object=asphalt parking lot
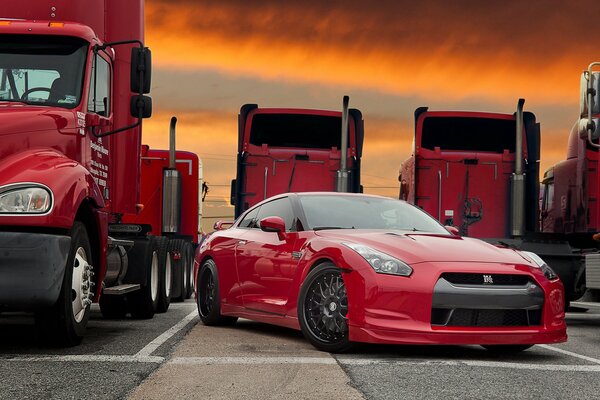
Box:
[1,301,600,399]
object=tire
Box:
[184,242,194,299]
[196,259,237,326]
[169,239,192,302]
[298,263,352,353]
[99,295,127,319]
[35,221,95,346]
[127,236,160,319]
[482,345,534,353]
[155,236,172,313]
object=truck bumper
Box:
[0,232,70,308]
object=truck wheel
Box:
[156,236,172,313]
[35,222,94,346]
[169,239,190,302]
[128,236,160,319]
[99,295,127,319]
[184,242,194,299]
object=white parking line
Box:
[135,310,198,357]
[2,355,164,363]
[170,356,337,365]
[538,344,600,365]
[165,356,600,372]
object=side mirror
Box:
[260,216,287,240]
[213,220,234,231]
[130,47,152,94]
[230,179,236,205]
[130,95,152,118]
[445,226,460,236]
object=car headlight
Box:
[522,251,558,280]
[343,242,412,276]
[0,184,52,214]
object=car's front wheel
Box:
[298,263,352,353]
[196,259,237,326]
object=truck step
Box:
[103,284,140,295]
[107,236,135,249]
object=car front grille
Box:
[431,273,544,328]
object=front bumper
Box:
[0,232,70,308]
[343,261,567,346]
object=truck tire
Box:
[169,239,191,302]
[127,236,160,319]
[99,295,127,319]
[184,242,194,300]
[35,221,94,346]
[156,236,172,313]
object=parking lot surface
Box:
[1,302,600,399]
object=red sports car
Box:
[194,193,567,352]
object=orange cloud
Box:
[146,1,593,106]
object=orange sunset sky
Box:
[141,0,598,232]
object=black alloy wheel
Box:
[196,259,237,326]
[298,263,352,353]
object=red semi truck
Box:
[540,62,600,298]
[0,0,199,345]
[231,99,365,218]
[399,101,587,301]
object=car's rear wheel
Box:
[482,345,533,353]
[196,259,237,326]
[298,263,352,353]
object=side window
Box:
[543,182,554,211]
[238,207,260,229]
[88,54,110,116]
[256,197,295,231]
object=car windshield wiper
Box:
[312,226,355,231]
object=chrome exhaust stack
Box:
[336,95,350,192]
[162,116,182,233]
[510,99,526,237]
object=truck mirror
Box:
[580,71,600,117]
[130,95,152,118]
[230,179,237,205]
[578,117,600,140]
[130,47,152,94]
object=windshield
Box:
[0,35,88,109]
[299,195,449,233]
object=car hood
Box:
[314,229,529,265]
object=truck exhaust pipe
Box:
[510,99,526,237]
[162,117,182,233]
[336,95,350,192]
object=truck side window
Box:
[256,197,295,231]
[543,181,554,211]
[88,54,110,116]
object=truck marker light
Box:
[48,22,65,28]
[0,21,11,26]
[593,233,600,242]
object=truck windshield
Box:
[421,117,516,153]
[0,35,87,109]
[249,114,344,149]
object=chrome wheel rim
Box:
[165,252,172,297]
[150,251,159,302]
[304,272,348,343]
[71,247,94,323]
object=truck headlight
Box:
[343,243,413,277]
[522,251,558,280]
[0,184,52,214]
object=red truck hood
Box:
[0,103,79,159]
[314,229,530,265]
